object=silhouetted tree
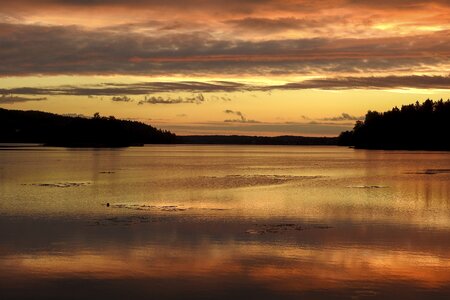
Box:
[338,99,450,150]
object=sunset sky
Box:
[1,0,449,136]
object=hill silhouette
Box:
[338,99,450,150]
[0,108,176,147]
[0,108,339,147]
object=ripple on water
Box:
[196,174,324,188]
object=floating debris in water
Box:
[346,185,388,189]
[407,169,450,175]
[245,223,333,235]
[99,171,115,174]
[89,216,155,226]
[246,223,303,234]
[23,182,91,188]
[109,203,187,212]
[160,205,187,212]
[313,225,334,229]
[107,203,229,212]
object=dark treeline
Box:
[0,108,339,147]
[338,99,450,150]
[0,108,176,147]
[178,135,337,145]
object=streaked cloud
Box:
[275,75,450,90]
[0,82,248,96]
[111,95,133,102]
[224,110,260,123]
[2,76,450,99]
[138,94,205,105]
[1,0,450,137]
[0,21,449,77]
[225,17,325,33]
[321,113,364,121]
[0,94,47,104]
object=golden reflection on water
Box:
[1,145,450,299]
[3,242,450,293]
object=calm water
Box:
[1,145,449,299]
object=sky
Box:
[0,0,449,136]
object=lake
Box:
[1,145,449,299]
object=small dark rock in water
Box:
[106,203,110,207]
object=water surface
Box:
[1,145,449,299]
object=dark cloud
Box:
[225,17,324,33]
[1,76,450,100]
[347,0,450,9]
[0,22,449,76]
[139,96,185,104]
[111,95,133,102]
[284,120,355,126]
[224,109,260,123]
[0,94,47,104]
[0,0,276,10]
[321,113,364,121]
[210,95,232,101]
[2,0,449,12]
[0,81,247,96]
[138,94,205,104]
[274,75,450,90]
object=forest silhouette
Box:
[2,99,449,149]
[0,108,337,146]
[338,99,450,150]
[0,108,176,147]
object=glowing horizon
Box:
[1,0,449,136]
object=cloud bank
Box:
[0,21,449,77]
[2,76,450,100]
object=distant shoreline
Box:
[0,137,338,148]
[1,143,449,151]
[176,135,338,146]
[0,107,340,147]
[3,100,450,150]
